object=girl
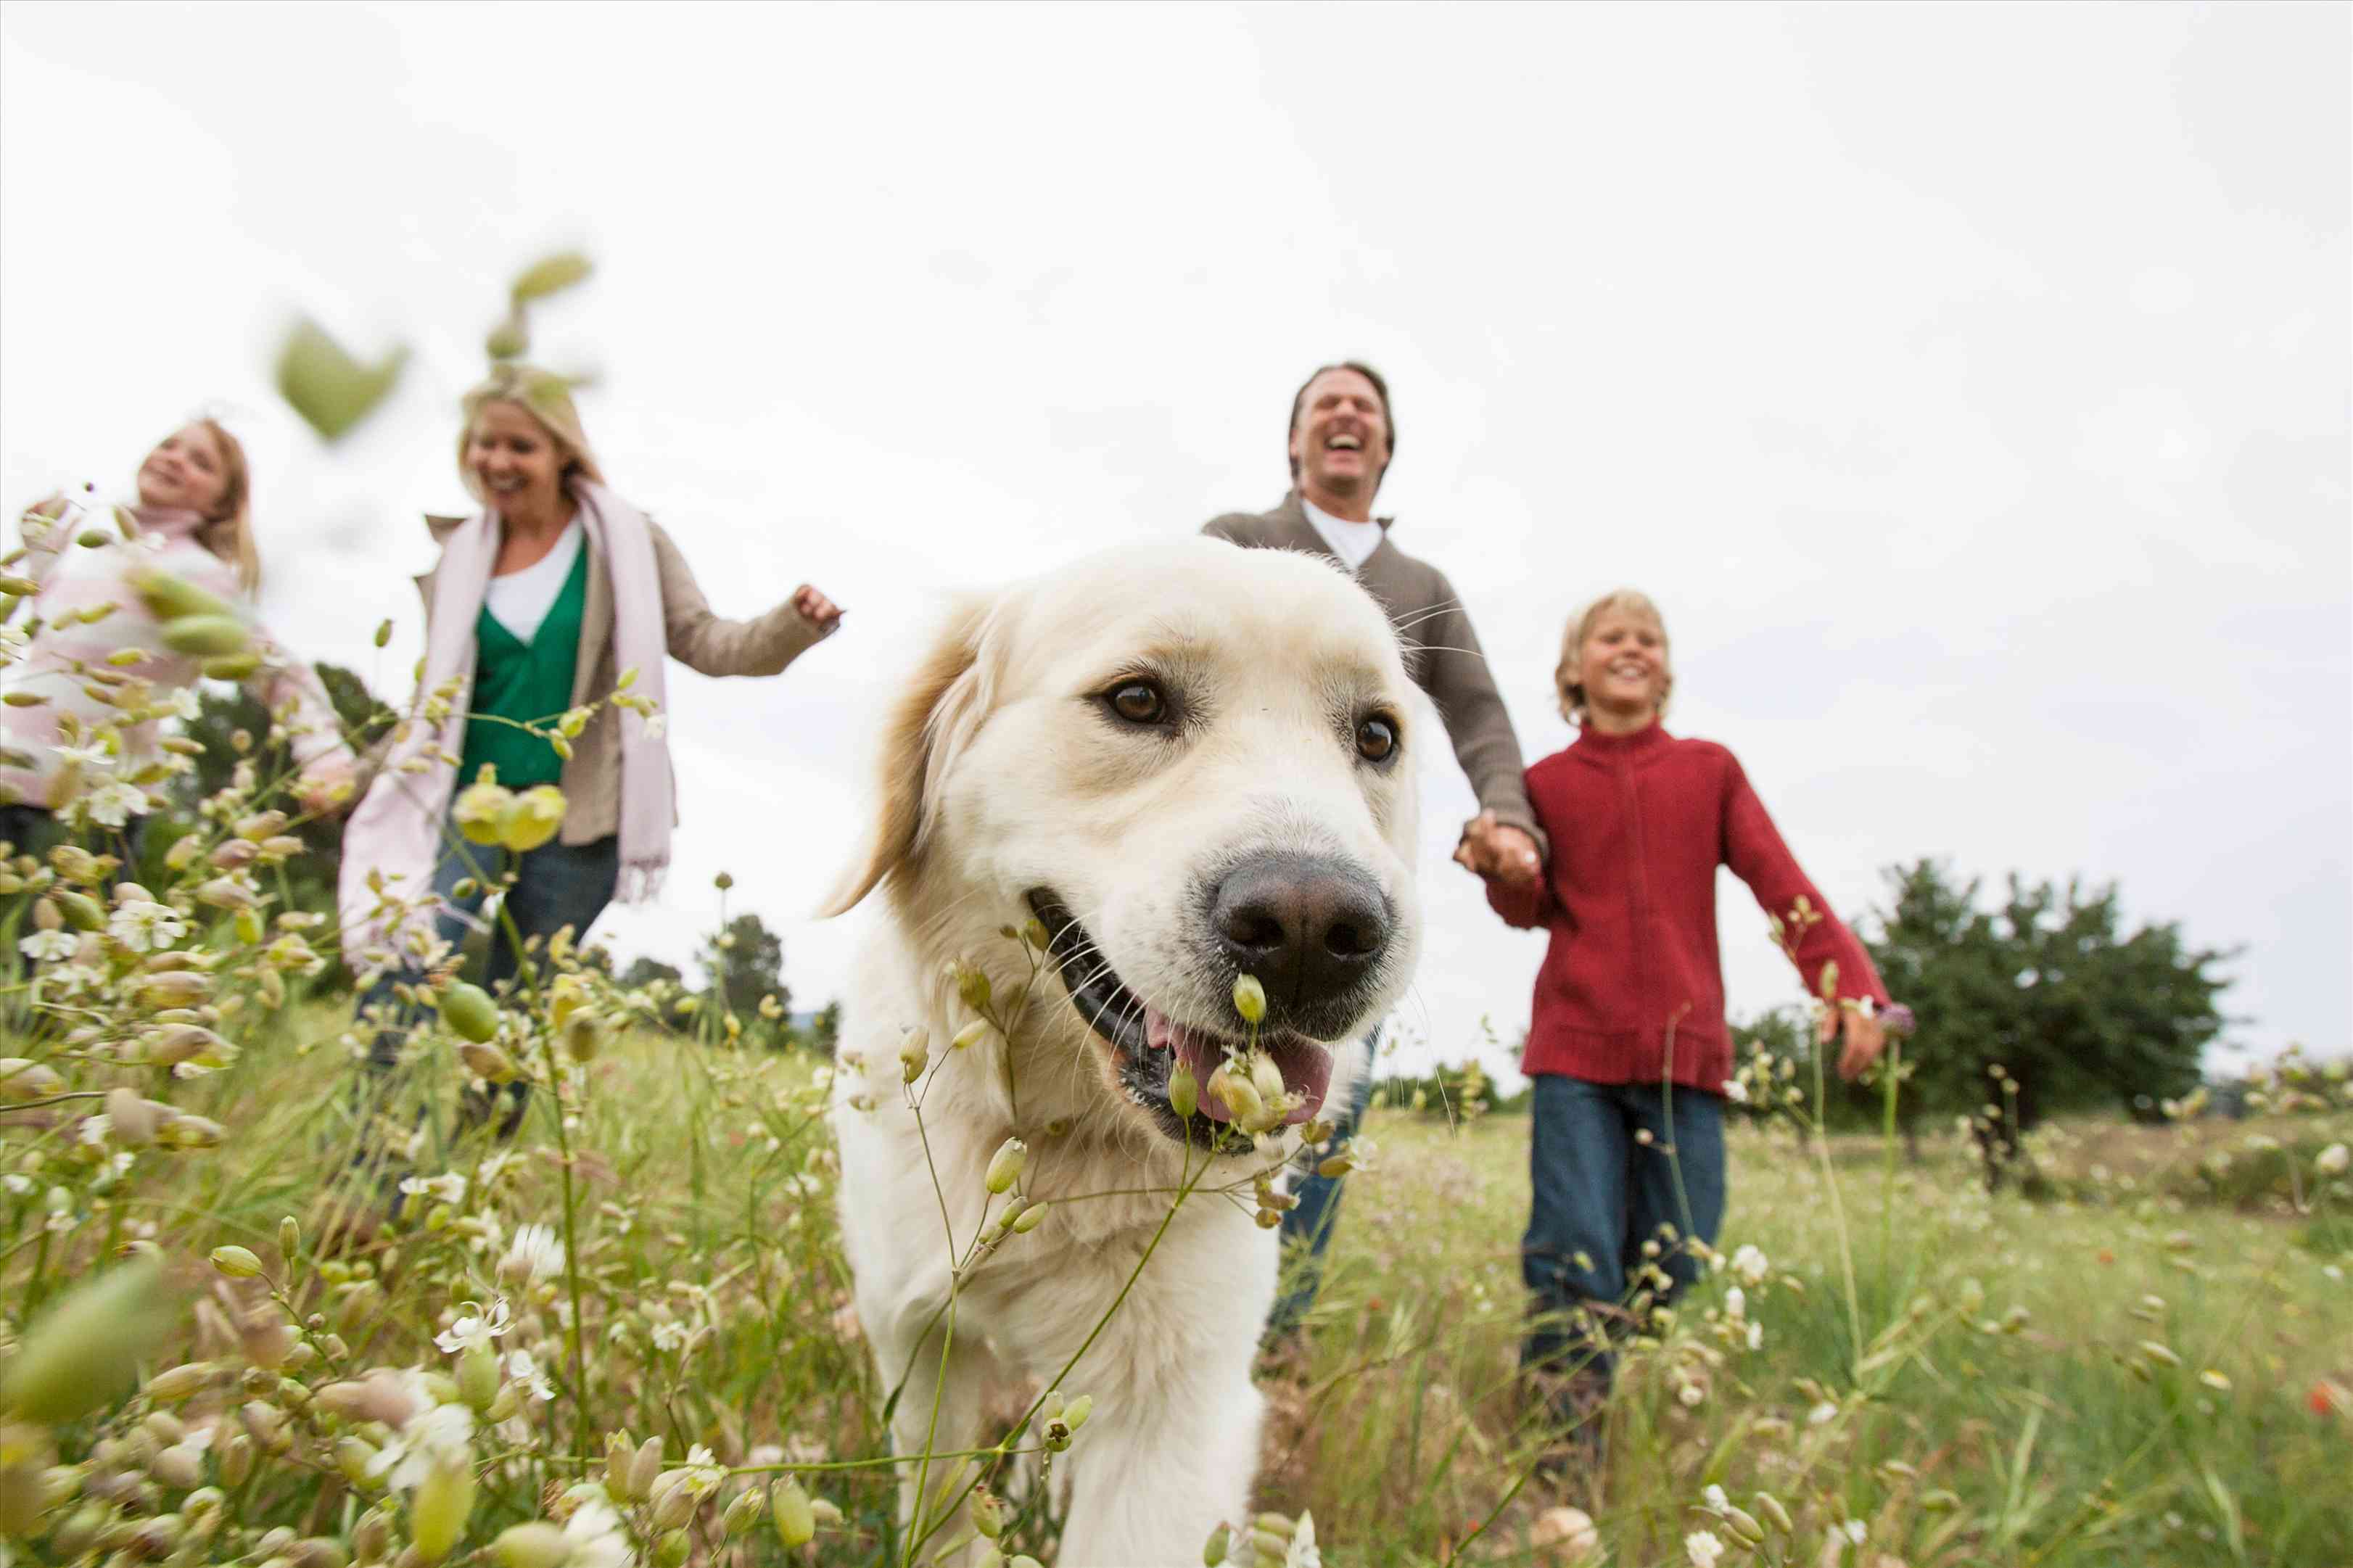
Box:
[338,366,842,1130]
[1488,590,1889,1432]
[2,419,356,862]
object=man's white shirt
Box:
[1301,495,1385,572]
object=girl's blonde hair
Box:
[456,364,606,501]
[1555,588,1671,724]
[184,417,259,592]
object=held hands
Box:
[791,583,844,635]
[1453,809,1544,888]
[1819,1002,1887,1081]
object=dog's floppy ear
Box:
[823,598,1000,916]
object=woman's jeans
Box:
[355,825,618,1139]
[1521,1074,1727,1386]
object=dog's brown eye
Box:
[1356,715,1398,762]
[1108,681,1167,725]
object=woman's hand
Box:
[792,584,844,634]
[1819,1002,1887,1081]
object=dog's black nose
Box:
[1210,853,1390,1010]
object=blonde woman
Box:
[1,419,357,862]
[339,366,841,1128]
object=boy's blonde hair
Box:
[1555,588,1671,724]
[456,364,606,500]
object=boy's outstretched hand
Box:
[1454,809,1544,888]
[1820,1004,1887,1081]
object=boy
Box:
[1488,590,1889,1444]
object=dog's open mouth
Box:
[1026,890,1332,1144]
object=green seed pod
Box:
[149,1443,203,1490]
[1010,1201,1048,1234]
[1719,1504,1765,1545]
[1754,1492,1793,1534]
[771,1478,817,1546]
[1232,973,1266,1025]
[144,1363,215,1404]
[54,889,107,931]
[0,1254,176,1426]
[457,1345,500,1413]
[971,1488,1007,1538]
[952,1019,990,1052]
[210,1246,265,1280]
[957,965,991,1012]
[439,983,500,1043]
[218,1433,253,1488]
[374,619,393,648]
[126,566,236,622]
[490,1522,571,1568]
[457,1039,519,1084]
[411,1458,475,1563]
[289,1539,352,1568]
[0,574,41,597]
[985,1137,1027,1194]
[353,1504,394,1564]
[604,1432,636,1498]
[1248,1052,1287,1111]
[1061,1394,1092,1431]
[722,1484,765,1539]
[1203,1522,1232,1566]
[496,786,566,853]
[510,252,593,303]
[1169,1065,1198,1121]
[626,1436,664,1504]
[334,1437,379,1490]
[649,1478,696,1532]
[202,653,263,680]
[654,1528,691,1568]
[485,316,529,362]
[159,615,252,657]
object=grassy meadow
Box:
[3,963,2346,1568]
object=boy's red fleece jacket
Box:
[1488,721,1889,1094]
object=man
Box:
[1204,360,1546,1337]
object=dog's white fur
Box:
[827,538,1422,1564]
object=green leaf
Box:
[273,317,408,442]
[509,250,593,304]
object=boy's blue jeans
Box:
[1267,1028,1380,1338]
[356,823,619,1137]
[1521,1074,1727,1385]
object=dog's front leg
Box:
[1052,1363,1263,1567]
[878,1311,1000,1565]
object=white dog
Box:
[825,537,1423,1564]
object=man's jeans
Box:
[355,825,619,1138]
[1268,1027,1380,1337]
[1521,1074,1727,1385]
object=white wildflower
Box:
[168,685,202,721]
[434,1297,514,1356]
[83,780,149,828]
[1730,1244,1769,1287]
[53,741,114,771]
[649,1319,691,1354]
[107,899,185,952]
[562,1490,635,1568]
[506,1348,556,1402]
[1285,1511,1320,1568]
[17,930,77,962]
[399,1171,468,1206]
[1808,1400,1839,1426]
[501,1221,566,1284]
[1686,1530,1726,1567]
[1,1174,32,1195]
[77,1114,112,1147]
[371,1400,474,1492]
[1703,1484,1729,1511]
[2317,1142,2349,1177]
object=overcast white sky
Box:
[4,3,2345,1078]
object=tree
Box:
[1859,859,2233,1184]
[160,660,392,992]
[810,999,841,1056]
[696,911,786,1031]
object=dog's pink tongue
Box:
[1146,1008,1329,1125]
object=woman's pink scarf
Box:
[337,482,672,976]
